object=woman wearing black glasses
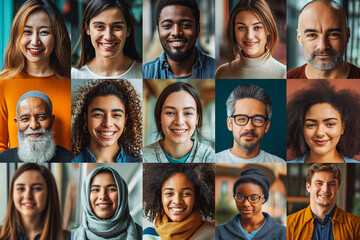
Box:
[215,168,286,240]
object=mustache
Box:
[310,49,337,57]
[23,128,47,135]
[240,131,258,138]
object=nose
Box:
[242,197,251,206]
[244,118,256,130]
[317,35,330,51]
[29,117,40,130]
[104,27,113,41]
[171,24,183,37]
[99,189,108,200]
[174,113,185,125]
[321,184,329,193]
[102,115,113,128]
[315,125,325,138]
[24,188,32,199]
[31,33,40,46]
[172,194,183,204]
[246,28,254,39]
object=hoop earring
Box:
[123,126,126,133]
[83,123,89,133]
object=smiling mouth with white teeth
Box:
[101,43,117,48]
[96,203,112,209]
[99,131,116,137]
[170,208,185,213]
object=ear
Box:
[297,29,303,46]
[346,27,350,44]
[85,22,90,35]
[84,112,88,125]
[14,118,18,124]
[264,120,270,133]
[196,23,200,38]
[306,182,311,193]
[127,26,131,38]
[51,115,55,125]
[341,122,345,135]
[227,118,233,131]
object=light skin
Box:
[227,98,270,159]
[297,1,350,79]
[306,171,340,222]
[13,170,48,240]
[158,5,199,76]
[90,172,119,219]
[14,97,55,140]
[161,173,195,222]
[86,7,133,77]
[160,91,199,159]
[303,103,345,163]
[235,10,267,58]
[20,11,55,76]
[87,95,127,163]
[235,182,265,233]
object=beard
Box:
[17,128,56,163]
[162,41,196,62]
[235,130,262,150]
[303,47,343,71]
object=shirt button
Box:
[322,225,324,229]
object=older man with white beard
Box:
[0,91,71,163]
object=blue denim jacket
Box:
[72,146,139,163]
[143,47,215,79]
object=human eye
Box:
[37,115,48,121]
[20,117,30,122]
[92,112,103,117]
[306,33,317,38]
[113,25,123,30]
[108,187,118,192]
[237,26,246,31]
[254,25,263,30]
[94,25,105,30]
[164,191,174,196]
[184,111,194,116]
[40,30,50,35]
[254,116,265,123]
[326,122,336,127]
[23,29,32,35]
[305,123,316,128]
[328,32,341,38]
[91,187,100,192]
[165,111,175,116]
[181,23,192,29]
[33,186,43,191]
[16,187,25,192]
[161,23,172,29]
[236,115,247,122]
[249,195,259,201]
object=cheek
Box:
[40,120,52,130]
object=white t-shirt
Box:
[71,60,142,79]
[216,149,285,163]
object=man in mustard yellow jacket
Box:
[287,163,360,240]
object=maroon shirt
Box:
[287,63,360,79]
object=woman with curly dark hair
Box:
[143,163,215,240]
[287,80,360,163]
[72,79,142,162]
[143,82,214,163]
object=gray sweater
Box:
[143,139,215,163]
[215,213,286,240]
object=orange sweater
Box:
[287,205,360,240]
[0,74,71,152]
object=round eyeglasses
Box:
[231,114,268,127]
[233,194,265,204]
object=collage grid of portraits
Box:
[0,0,360,240]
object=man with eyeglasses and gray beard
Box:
[0,91,71,163]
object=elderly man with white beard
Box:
[0,91,72,163]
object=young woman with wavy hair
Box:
[0,0,70,79]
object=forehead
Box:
[25,10,51,25]
[90,7,125,23]
[234,98,266,115]
[311,171,338,183]
[18,97,50,115]
[236,182,263,194]
[91,172,116,185]
[162,91,197,110]
[159,5,195,23]
[299,2,346,32]
[162,173,194,189]
[235,10,262,24]
[14,170,46,184]
[88,95,125,110]
[305,103,341,120]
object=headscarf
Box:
[73,166,139,240]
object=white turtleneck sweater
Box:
[215,50,286,79]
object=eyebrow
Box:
[92,21,126,25]
[160,19,192,24]
[19,112,48,118]
[15,183,44,186]
[90,108,124,113]
[91,184,117,188]
[304,118,338,122]
[163,106,196,111]
[163,187,193,191]
[24,25,51,29]
[236,22,262,26]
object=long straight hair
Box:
[0,163,65,240]
[0,0,70,79]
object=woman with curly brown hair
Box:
[72,79,142,162]
[143,163,215,240]
[287,80,360,163]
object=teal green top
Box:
[164,151,191,163]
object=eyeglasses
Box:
[231,114,268,127]
[233,194,265,204]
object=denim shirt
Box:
[143,47,215,79]
[312,206,336,240]
[72,146,139,163]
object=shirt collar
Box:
[159,47,204,69]
[85,146,124,163]
[312,206,336,224]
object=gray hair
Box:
[226,84,272,119]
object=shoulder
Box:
[0,148,19,162]
[263,213,286,236]
[260,150,285,162]
[267,56,286,78]
[143,56,162,78]
[143,141,165,163]
[122,148,140,163]
[143,227,160,240]
[72,149,87,163]
[53,145,72,162]
[193,222,215,239]
[122,60,143,79]
[287,153,306,163]
[191,140,215,162]
[336,207,360,224]
[215,62,232,78]
[215,214,239,238]
[71,66,90,79]
[348,62,360,79]
[287,206,309,227]
[287,64,307,79]
[215,149,236,163]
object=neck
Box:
[21,215,43,240]
[166,49,196,76]
[87,54,132,77]
[306,149,344,163]
[230,143,260,159]
[160,139,194,159]
[88,142,120,163]
[239,212,266,233]
[310,203,335,223]
[26,60,54,76]
[305,61,350,79]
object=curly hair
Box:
[287,80,360,158]
[143,163,215,222]
[71,79,142,160]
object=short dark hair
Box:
[154,82,202,138]
[143,163,215,222]
[287,80,360,158]
[155,0,200,26]
[306,163,341,186]
[226,84,272,119]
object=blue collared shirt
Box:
[72,146,139,163]
[143,47,215,79]
[312,206,336,240]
